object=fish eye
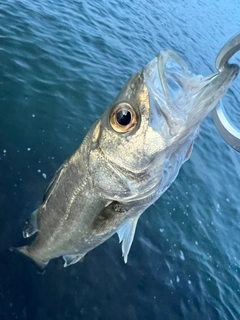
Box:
[109,103,137,133]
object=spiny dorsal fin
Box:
[42,163,65,203]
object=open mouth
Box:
[157,50,191,103]
[143,50,199,130]
[143,50,239,132]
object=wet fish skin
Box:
[14,50,238,268]
[16,71,152,268]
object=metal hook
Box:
[211,33,240,152]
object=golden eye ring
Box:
[109,103,137,133]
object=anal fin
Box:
[23,209,39,238]
[63,253,85,267]
[117,217,139,263]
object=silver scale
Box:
[212,33,240,152]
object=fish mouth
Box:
[143,50,239,134]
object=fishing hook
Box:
[212,33,240,152]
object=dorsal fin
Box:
[22,209,38,238]
[42,163,65,203]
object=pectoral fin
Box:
[117,217,139,263]
[92,201,127,235]
[63,253,85,267]
[22,209,38,238]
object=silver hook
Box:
[211,33,240,152]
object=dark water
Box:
[1,0,240,319]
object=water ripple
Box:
[0,0,240,319]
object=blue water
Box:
[1,0,240,319]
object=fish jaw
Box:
[143,50,239,141]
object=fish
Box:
[13,50,238,269]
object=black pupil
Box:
[116,109,131,126]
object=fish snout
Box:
[186,63,239,126]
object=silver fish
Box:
[14,50,238,269]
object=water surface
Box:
[0,1,240,319]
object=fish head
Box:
[89,50,238,199]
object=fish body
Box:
[16,50,238,268]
